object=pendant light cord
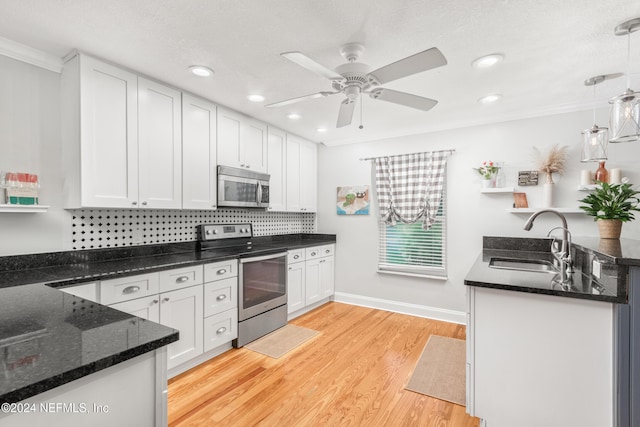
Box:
[592,83,596,125]
[627,32,632,89]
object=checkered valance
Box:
[374,151,451,229]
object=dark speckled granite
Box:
[466,236,627,304]
[0,233,336,403]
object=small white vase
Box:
[481,178,495,189]
[542,183,554,207]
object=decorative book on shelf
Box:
[513,192,528,208]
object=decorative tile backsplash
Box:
[70,208,316,250]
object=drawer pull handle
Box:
[176,276,189,283]
[122,286,140,294]
[310,252,317,256]
[216,327,227,335]
[325,249,330,254]
[216,294,227,301]
[293,255,300,259]
[216,269,227,275]
[162,297,170,303]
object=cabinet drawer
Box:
[204,277,238,317]
[306,244,334,259]
[100,273,159,305]
[159,265,203,293]
[204,308,238,352]
[288,249,305,264]
[204,259,237,282]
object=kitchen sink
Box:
[489,257,558,274]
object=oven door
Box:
[238,252,288,321]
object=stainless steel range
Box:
[197,223,288,347]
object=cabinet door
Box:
[182,94,217,209]
[304,258,322,306]
[160,285,204,370]
[288,261,305,314]
[285,134,302,212]
[217,107,243,169]
[138,77,182,209]
[319,256,335,299]
[109,295,160,323]
[299,140,317,212]
[267,127,287,211]
[79,55,138,208]
[244,119,267,172]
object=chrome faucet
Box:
[523,209,573,283]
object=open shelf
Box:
[507,207,585,214]
[0,204,49,213]
[480,187,515,194]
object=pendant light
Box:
[609,18,640,143]
[581,75,608,162]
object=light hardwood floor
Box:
[168,302,480,427]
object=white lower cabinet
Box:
[160,285,204,370]
[204,309,238,352]
[110,294,160,323]
[287,244,335,318]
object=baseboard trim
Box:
[333,292,466,325]
[168,342,233,378]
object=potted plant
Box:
[578,181,640,239]
[474,161,499,188]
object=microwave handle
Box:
[256,182,262,205]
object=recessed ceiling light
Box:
[189,65,214,77]
[316,127,328,133]
[478,94,503,104]
[288,113,301,120]
[472,54,504,69]
[247,94,265,103]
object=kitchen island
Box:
[465,236,639,427]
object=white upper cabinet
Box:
[286,134,317,212]
[217,106,267,173]
[62,53,182,209]
[138,77,182,209]
[267,126,287,212]
[63,54,139,208]
[182,94,217,210]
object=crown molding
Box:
[0,36,63,73]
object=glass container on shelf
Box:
[495,162,506,188]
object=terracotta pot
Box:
[598,219,622,239]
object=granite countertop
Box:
[0,233,336,403]
[464,236,627,304]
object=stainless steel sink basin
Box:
[489,257,558,274]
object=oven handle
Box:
[239,251,289,264]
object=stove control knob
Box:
[213,230,219,234]
[205,229,212,235]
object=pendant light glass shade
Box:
[610,18,640,143]
[581,125,608,161]
[609,89,640,142]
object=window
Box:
[378,188,446,278]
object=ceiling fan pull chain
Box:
[359,93,364,129]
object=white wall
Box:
[316,110,640,318]
[0,55,71,255]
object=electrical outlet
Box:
[592,259,602,279]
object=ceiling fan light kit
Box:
[609,17,640,143]
[471,53,504,69]
[267,43,447,128]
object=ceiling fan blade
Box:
[368,47,447,85]
[265,91,338,108]
[336,99,356,128]
[281,51,344,81]
[369,88,438,111]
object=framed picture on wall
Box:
[337,185,369,215]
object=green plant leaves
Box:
[578,182,640,222]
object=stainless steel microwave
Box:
[217,166,270,208]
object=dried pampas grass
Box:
[534,144,569,175]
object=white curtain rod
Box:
[359,149,455,161]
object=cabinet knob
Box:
[216,294,227,301]
[152,299,159,304]
[132,201,137,206]
[293,255,299,259]
[320,259,326,263]
[325,249,330,254]
[176,276,189,283]
[216,269,227,275]
[245,165,250,169]
[216,327,227,335]
[310,252,317,256]
[142,201,148,206]
[162,297,170,303]
[240,164,245,167]
[122,285,140,294]
[288,267,292,271]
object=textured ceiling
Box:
[0,0,639,146]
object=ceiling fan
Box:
[265,43,447,128]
